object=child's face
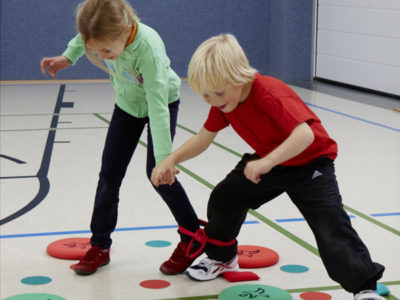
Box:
[86,24,132,61]
[86,37,126,60]
[201,85,246,113]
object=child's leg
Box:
[286,158,384,293]
[205,153,284,261]
[185,153,283,281]
[146,100,199,241]
[90,105,146,249]
[146,100,201,275]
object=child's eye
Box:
[216,92,224,96]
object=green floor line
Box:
[249,210,320,256]
[175,164,215,190]
[344,204,400,236]
[93,113,111,124]
[176,123,197,135]
[177,124,242,157]
[155,281,400,300]
[93,116,222,191]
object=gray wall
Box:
[0,0,313,82]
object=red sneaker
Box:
[73,246,110,275]
[160,242,202,275]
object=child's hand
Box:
[151,162,180,187]
[40,56,71,79]
[244,158,274,184]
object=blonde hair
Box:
[76,0,140,72]
[188,34,257,94]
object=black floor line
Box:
[0,85,66,225]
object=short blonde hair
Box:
[76,0,140,72]
[188,34,257,94]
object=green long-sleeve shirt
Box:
[62,22,181,164]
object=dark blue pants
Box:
[90,101,199,249]
[205,153,384,293]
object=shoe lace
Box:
[191,258,213,272]
[199,258,213,266]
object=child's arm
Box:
[62,34,86,65]
[151,127,218,186]
[40,34,85,79]
[245,122,314,184]
[40,56,72,79]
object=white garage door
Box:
[315,0,400,96]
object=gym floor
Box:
[1,80,399,300]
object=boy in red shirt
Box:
[151,34,384,300]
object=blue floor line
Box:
[0,220,260,239]
[276,212,399,223]
[371,212,400,217]
[275,215,355,223]
[275,218,307,223]
[305,102,400,132]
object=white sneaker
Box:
[186,255,239,281]
[354,290,382,300]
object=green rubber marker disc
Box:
[219,284,292,300]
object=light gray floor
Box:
[1,81,399,300]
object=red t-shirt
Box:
[203,74,338,166]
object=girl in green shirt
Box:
[40,0,200,276]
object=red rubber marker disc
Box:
[238,245,279,268]
[139,280,170,289]
[47,237,91,260]
[300,291,332,300]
